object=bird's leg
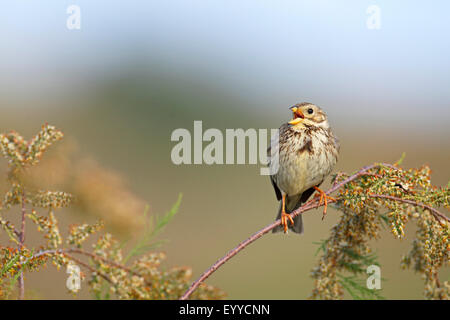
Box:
[280,194,294,233]
[313,186,336,220]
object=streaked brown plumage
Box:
[268,102,339,233]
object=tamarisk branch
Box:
[180,162,449,300]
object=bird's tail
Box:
[272,195,304,234]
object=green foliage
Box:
[1,253,20,278]
[311,156,449,300]
[0,124,225,300]
[338,274,384,300]
[314,239,385,300]
[124,193,183,263]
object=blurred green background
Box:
[0,1,449,299]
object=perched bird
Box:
[268,102,339,234]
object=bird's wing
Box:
[270,175,282,201]
[267,132,282,201]
[299,185,318,204]
[292,182,323,210]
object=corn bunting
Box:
[269,102,339,233]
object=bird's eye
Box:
[307,108,314,114]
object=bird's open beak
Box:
[288,107,304,125]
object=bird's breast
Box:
[271,128,338,196]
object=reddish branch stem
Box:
[31,248,135,274]
[29,248,151,286]
[180,162,448,300]
[17,190,26,300]
[369,194,449,223]
[67,248,142,278]
[180,199,327,300]
[63,253,114,284]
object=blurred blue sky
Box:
[1,1,449,130]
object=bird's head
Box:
[288,103,329,130]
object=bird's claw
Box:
[281,211,294,233]
[313,186,336,220]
